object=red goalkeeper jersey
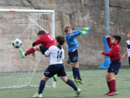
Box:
[102,37,120,61]
[35,33,55,48]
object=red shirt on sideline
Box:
[35,33,55,48]
[102,37,120,61]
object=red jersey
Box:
[35,33,55,48]
[102,37,120,61]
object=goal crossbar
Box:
[0,9,55,38]
[0,9,55,13]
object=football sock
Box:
[72,67,76,79]
[107,81,111,92]
[38,80,46,94]
[66,79,77,91]
[111,79,116,92]
[75,68,81,80]
[25,47,35,56]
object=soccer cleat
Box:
[77,79,84,85]
[108,91,118,96]
[105,92,111,95]
[32,93,42,98]
[19,48,25,58]
[53,75,57,81]
[75,88,81,97]
[72,78,79,86]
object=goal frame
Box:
[0,9,56,89]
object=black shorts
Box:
[107,61,121,75]
[68,49,78,64]
[39,45,48,54]
[128,57,130,66]
[44,64,67,78]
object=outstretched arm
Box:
[68,29,82,39]
[102,46,117,56]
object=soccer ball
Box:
[12,39,22,48]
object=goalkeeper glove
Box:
[80,27,90,35]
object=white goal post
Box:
[0,9,56,89]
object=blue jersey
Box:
[65,29,82,52]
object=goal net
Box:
[0,9,56,89]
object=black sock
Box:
[75,68,81,80]
[72,67,76,79]
[38,80,46,94]
[66,79,77,91]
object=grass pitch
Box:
[0,68,130,98]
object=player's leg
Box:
[33,65,55,98]
[33,75,49,98]
[25,45,47,56]
[108,61,121,96]
[33,45,41,51]
[105,72,111,95]
[57,64,81,97]
[72,62,84,85]
[107,72,118,96]
[24,45,40,56]
[61,76,81,97]
[69,49,83,85]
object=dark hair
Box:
[56,36,65,45]
[127,31,130,34]
[37,30,46,35]
[113,35,121,43]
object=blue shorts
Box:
[107,61,121,75]
[40,45,48,54]
[44,64,66,78]
[68,49,78,64]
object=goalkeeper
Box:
[64,25,90,86]
[22,30,55,57]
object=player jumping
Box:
[64,25,90,86]
[21,30,55,57]
[32,36,81,98]
[101,35,121,96]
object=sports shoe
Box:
[108,91,118,96]
[77,79,84,85]
[72,78,79,86]
[105,92,111,95]
[75,88,81,97]
[32,93,42,98]
[19,48,25,58]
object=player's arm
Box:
[122,51,128,59]
[35,36,43,45]
[106,36,112,48]
[32,42,37,47]
[102,47,117,56]
[44,47,52,57]
[62,50,65,60]
[68,29,82,39]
